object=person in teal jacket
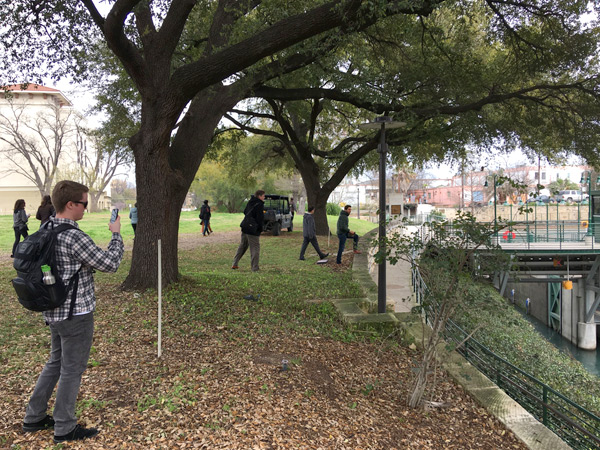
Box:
[336,204,360,264]
[129,203,138,234]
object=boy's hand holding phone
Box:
[109,209,121,233]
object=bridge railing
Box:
[411,262,600,449]
[424,220,600,249]
[495,221,598,247]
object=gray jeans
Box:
[232,233,260,271]
[25,312,94,435]
[299,236,326,259]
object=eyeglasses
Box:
[73,201,88,208]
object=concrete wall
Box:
[505,281,548,325]
[0,187,42,218]
[505,278,593,348]
[561,285,578,345]
[438,205,589,223]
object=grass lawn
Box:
[0,210,378,251]
[0,218,526,449]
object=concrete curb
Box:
[335,228,571,450]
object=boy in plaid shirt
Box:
[22,180,124,443]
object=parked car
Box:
[554,190,584,203]
[526,195,556,204]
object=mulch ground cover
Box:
[0,232,527,449]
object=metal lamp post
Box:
[580,171,600,237]
[357,185,360,220]
[484,174,500,244]
[360,116,406,313]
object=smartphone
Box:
[110,208,119,223]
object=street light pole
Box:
[360,116,406,313]
[588,175,592,236]
[377,121,388,313]
[581,171,594,237]
[485,174,499,244]
[494,175,498,243]
[357,185,360,220]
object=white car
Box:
[555,190,584,202]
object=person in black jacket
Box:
[36,195,56,228]
[232,190,265,271]
[299,206,328,260]
[200,200,211,236]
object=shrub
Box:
[326,202,341,216]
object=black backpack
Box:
[11,221,81,318]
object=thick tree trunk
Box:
[301,171,333,236]
[122,87,239,290]
[308,188,331,236]
[89,191,102,213]
[122,129,184,290]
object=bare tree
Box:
[0,99,78,196]
[74,125,133,212]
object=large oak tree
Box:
[222,3,600,234]
[1,0,598,288]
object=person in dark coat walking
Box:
[200,200,212,236]
[299,206,328,260]
[12,199,30,257]
[36,195,56,228]
[232,190,265,271]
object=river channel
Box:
[519,310,600,377]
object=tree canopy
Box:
[221,2,600,232]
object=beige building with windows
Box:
[0,84,110,215]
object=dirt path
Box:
[0,231,243,268]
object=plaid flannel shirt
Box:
[42,218,124,323]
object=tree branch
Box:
[172,0,440,100]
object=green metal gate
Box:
[548,278,561,331]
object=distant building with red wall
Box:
[406,165,590,208]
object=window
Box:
[542,172,546,180]
[447,191,451,198]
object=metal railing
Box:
[418,220,600,250]
[494,221,598,249]
[412,263,600,449]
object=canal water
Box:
[518,310,600,377]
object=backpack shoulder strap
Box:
[51,223,77,234]
[47,222,81,320]
[245,203,259,217]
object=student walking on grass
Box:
[12,199,29,258]
[200,199,212,236]
[22,180,124,443]
[129,202,138,234]
[336,204,360,264]
[299,206,329,260]
[232,190,265,271]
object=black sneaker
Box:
[54,424,99,443]
[299,257,305,260]
[320,253,329,258]
[23,415,54,432]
